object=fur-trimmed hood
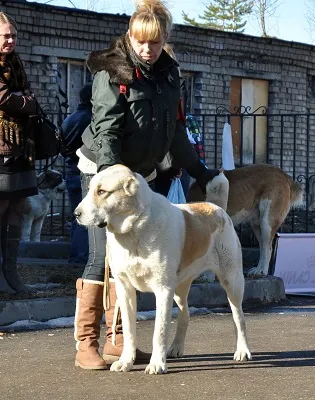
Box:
[87,35,134,84]
[86,35,177,85]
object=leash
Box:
[103,241,111,311]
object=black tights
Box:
[0,198,24,262]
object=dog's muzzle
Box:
[74,208,107,228]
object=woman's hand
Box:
[175,169,182,179]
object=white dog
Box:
[187,164,304,277]
[75,164,251,374]
[21,169,66,242]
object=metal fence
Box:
[42,107,315,244]
[194,106,315,246]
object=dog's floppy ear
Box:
[123,175,139,196]
[36,171,46,185]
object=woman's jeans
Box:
[65,173,89,264]
[80,173,107,282]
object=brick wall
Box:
[3,0,315,212]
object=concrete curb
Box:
[0,297,76,327]
[137,276,286,311]
[0,276,285,328]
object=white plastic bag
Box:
[222,122,235,170]
[167,178,186,204]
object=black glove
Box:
[156,167,181,181]
[196,168,221,194]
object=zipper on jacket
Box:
[152,104,158,130]
[156,83,161,94]
[148,75,161,94]
[165,109,170,138]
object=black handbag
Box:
[32,103,61,160]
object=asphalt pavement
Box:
[1,296,315,400]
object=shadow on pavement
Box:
[165,350,315,373]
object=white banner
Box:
[274,233,315,294]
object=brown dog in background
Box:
[187,164,303,277]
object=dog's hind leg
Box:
[110,278,137,373]
[30,216,45,242]
[216,225,251,362]
[167,277,194,358]
[217,269,251,362]
[21,216,32,242]
[145,287,175,374]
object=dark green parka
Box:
[81,35,206,180]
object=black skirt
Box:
[0,155,38,200]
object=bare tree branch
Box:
[305,0,315,41]
[87,0,100,11]
[252,0,281,37]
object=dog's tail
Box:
[187,173,230,211]
[290,181,304,209]
[205,172,229,211]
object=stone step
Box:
[0,276,286,328]
[17,241,260,265]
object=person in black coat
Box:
[60,83,92,264]
[0,12,38,294]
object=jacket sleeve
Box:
[87,71,126,172]
[169,119,207,179]
[0,80,37,116]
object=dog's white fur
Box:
[187,164,304,277]
[21,170,66,242]
[75,164,251,374]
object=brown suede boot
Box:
[103,280,151,364]
[74,278,107,370]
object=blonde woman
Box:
[74,0,219,370]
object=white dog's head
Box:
[75,164,152,234]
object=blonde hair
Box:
[163,43,177,61]
[0,11,18,30]
[129,0,173,41]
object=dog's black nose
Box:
[74,209,81,218]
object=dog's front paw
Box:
[167,343,184,358]
[110,360,134,372]
[233,349,252,362]
[144,363,168,375]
